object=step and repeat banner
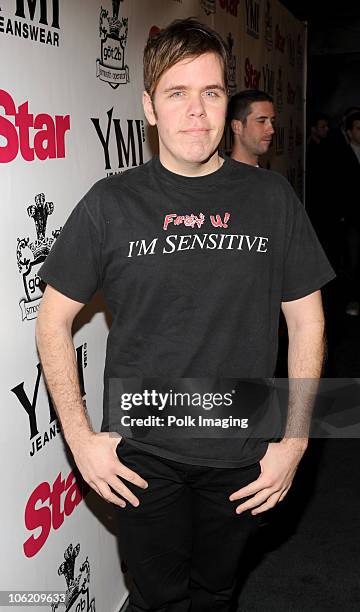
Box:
[1,1,306,610]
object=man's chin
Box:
[255,146,269,157]
[181,148,219,165]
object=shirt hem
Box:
[122,437,270,468]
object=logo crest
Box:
[16,194,61,321]
[226,33,237,97]
[97,0,129,89]
[51,543,95,611]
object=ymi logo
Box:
[200,0,216,15]
[11,344,86,458]
[97,0,129,89]
[51,544,95,611]
[262,63,274,96]
[91,109,145,176]
[264,0,273,50]
[245,0,260,40]
[0,0,60,46]
[227,33,237,97]
[16,194,61,321]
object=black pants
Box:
[115,438,261,611]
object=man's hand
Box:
[69,431,148,508]
[229,439,307,515]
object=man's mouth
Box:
[181,128,210,133]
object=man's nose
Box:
[186,94,207,117]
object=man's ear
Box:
[231,119,244,136]
[143,91,157,126]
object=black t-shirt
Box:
[39,155,335,467]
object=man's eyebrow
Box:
[203,84,226,92]
[162,84,226,93]
[255,114,276,120]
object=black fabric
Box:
[115,438,261,612]
[39,155,335,467]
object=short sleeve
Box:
[38,198,102,304]
[282,193,336,302]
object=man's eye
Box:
[204,91,218,97]
[170,91,184,98]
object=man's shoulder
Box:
[79,160,153,222]
[227,157,293,194]
[87,160,152,198]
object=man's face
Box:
[314,119,329,140]
[348,120,360,146]
[142,52,228,170]
[233,101,276,157]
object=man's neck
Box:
[231,145,258,167]
[159,148,224,177]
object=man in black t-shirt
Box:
[36,19,335,611]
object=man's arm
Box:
[281,289,325,442]
[229,290,325,514]
[36,285,148,507]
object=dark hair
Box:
[309,112,330,128]
[343,106,360,118]
[345,111,360,132]
[227,89,274,125]
[143,18,229,100]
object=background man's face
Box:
[143,52,228,168]
[348,120,360,146]
[314,119,329,140]
[235,101,276,157]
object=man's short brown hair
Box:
[143,18,229,100]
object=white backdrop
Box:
[1,1,306,610]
